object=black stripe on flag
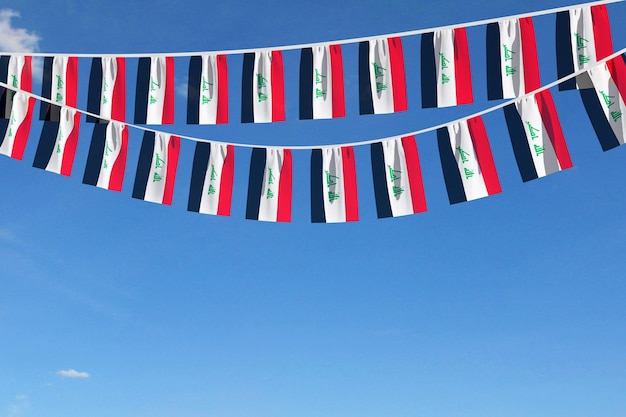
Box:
[370,142,393,219]
[579,88,622,151]
[358,41,374,115]
[32,121,60,170]
[86,58,103,123]
[241,53,255,124]
[437,127,468,204]
[39,57,60,122]
[556,11,577,91]
[299,47,314,120]
[310,149,326,223]
[132,131,155,200]
[134,57,151,124]
[187,141,211,212]
[245,148,266,220]
[503,104,540,181]
[0,56,10,118]
[420,33,437,109]
[82,123,108,186]
[486,23,504,100]
[187,56,202,124]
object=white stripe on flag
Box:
[448,121,488,201]
[312,45,333,119]
[382,137,414,217]
[51,57,70,107]
[368,39,395,114]
[96,122,125,189]
[3,56,27,118]
[199,55,220,124]
[253,51,273,123]
[99,57,118,121]
[146,57,168,124]
[570,7,597,88]
[0,92,29,156]
[199,142,228,215]
[322,147,347,223]
[499,19,524,98]
[144,132,170,203]
[46,107,76,174]
[588,63,626,145]
[257,148,284,222]
[434,29,457,107]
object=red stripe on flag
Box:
[606,57,626,102]
[66,57,79,108]
[341,146,359,222]
[388,37,408,112]
[216,54,229,124]
[111,58,126,122]
[536,90,573,169]
[271,51,285,122]
[591,5,613,60]
[10,98,35,160]
[401,136,427,214]
[467,116,501,195]
[453,28,473,105]
[217,144,235,216]
[109,126,128,192]
[60,112,81,176]
[520,17,541,93]
[21,56,32,93]
[162,135,180,205]
[330,44,346,118]
[276,149,292,222]
[162,57,175,124]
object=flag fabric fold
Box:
[311,146,359,223]
[0,92,35,160]
[82,122,128,191]
[40,56,78,121]
[187,54,228,125]
[188,142,235,216]
[437,116,501,204]
[503,90,573,181]
[421,28,473,108]
[134,56,175,124]
[242,51,285,123]
[487,17,541,100]
[33,107,81,176]
[87,57,126,123]
[132,131,180,205]
[358,37,407,115]
[246,147,292,222]
[371,136,427,218]
[1,55,32,119]
[300,44,345,120]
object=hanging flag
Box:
[187,54,228,124]
[358,37,407,115]
[421,28,473,108]
[503,90,573,181]
[241,50,285,123]
[246,147,292,222]
[39,56,78,121]
[486,17,541,100]
[87,57,126,123]
[132,131,180,205]
[437,116,501,204]
[579,55,626,151]
[188,142,235,216]
[82,122,129,191]
[134,56,175,124]
[311,146,359,223]
[32,107,81,176]
[556,4,613,90]
[0,55,32,119]
[371,136,427,218]
[0,92,35,160]
[300,44,345,120]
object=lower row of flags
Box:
[2,55,626,223]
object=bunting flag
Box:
[187,54,228,125]
[421,28,473,108]
[188,141,235,216]
[82,122,129,191]
[87,57,126,123]
[486,17,541,100]
[556,4,613,90]
[246,147,292,222]
[0,92,35,160]
[0,55,32,119]
[32,107,81,176]
[579,55,626,151]
[132,131,180,205]
[242,50,285,123]
[358,37,407,115]
[311,146,359,223]
[300,44,345,120]
[39,56,78,121]
[371,136,427,218]
[437,116,501,204]
[504,90,573,181]
[134,56,175,124]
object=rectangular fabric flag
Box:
[421,28,473,108]
[246,147,292,222]
[300,44,345,120]
[187,54,228,125]
[311,146,359,223]
[437,116,501,204]
[132,131,180,205]
[241,50,285,123]
[579,55,626,151]
[556,4,613,90]
[87,57,126,123]
[487,17,541,100]
[0,55,32,119]
[32,107,81,176]
[82,122,129,191]
[188,141,235,216]
[134,56,175,124]
[0,92,35,160]
[503,90,573,181]
[358,37,407,115]
[371,136,427,218]
[40,56,78,121]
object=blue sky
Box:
[1,1,626,417]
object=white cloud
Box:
[7,394,28,417]
[0,9,40,52]
[56,369,90,379]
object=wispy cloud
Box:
[7,394,28,417]
[0,10,40,52]
[56,369,90,379]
